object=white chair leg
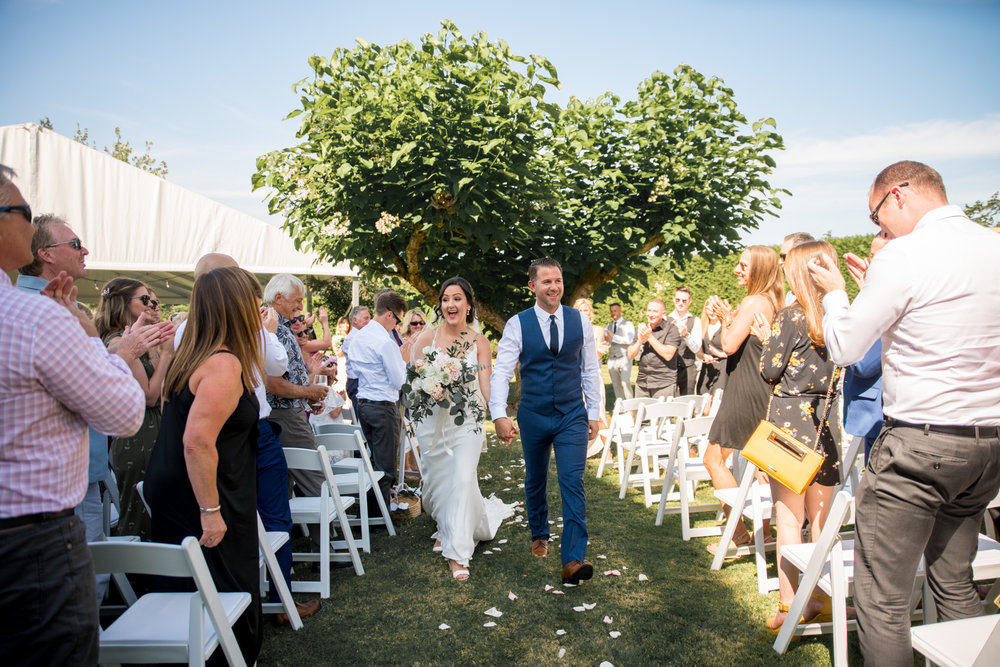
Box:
[831,539,849,667]
[711,464,756,570]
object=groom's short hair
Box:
[529,257,561,282]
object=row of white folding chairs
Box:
[653,414,722,539]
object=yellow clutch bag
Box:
[742,420,824,495]
[743,369,839,495]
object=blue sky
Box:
[3,0,998,246]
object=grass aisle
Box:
[258,427,856,665]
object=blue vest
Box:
[518,306,585,416]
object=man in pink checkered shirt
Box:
[0,165,147,665]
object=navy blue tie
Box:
[549,314,559,355]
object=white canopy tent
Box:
[0,122,356,305]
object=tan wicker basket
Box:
[390,493,422,520]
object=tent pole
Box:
[351,277,360,307]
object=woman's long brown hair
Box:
[95,277,146,340]
[163,267,264,400]
[744,245,784,313]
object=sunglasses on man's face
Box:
[44,238,83,251]
[290,315,305,324]
[133,294,159,309]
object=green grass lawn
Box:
[257,422,860,666]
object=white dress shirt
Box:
[605,317,636,355]
[821,205,1000,426]
[489,304,603,421]
[174,319,288,420]
[342,327,361,379]
[352,322,407,402]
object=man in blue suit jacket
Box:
[490,259,603,584]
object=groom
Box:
[490,258,603,584]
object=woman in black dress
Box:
[755,241,841,633]
[702,246,784,552]
[144,267,265,666]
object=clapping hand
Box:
[41,272,98,337]
[637,323,652,342]
[750,312,771,342]
[117,312,175,363]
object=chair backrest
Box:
[315,431,365,455]
[283,447,325,473]
[315,422,366,442]
[671,394,708,417]
[707,388,724,418]
[637,402,692,442]
[135,480,151,515]
[678,416,715,458]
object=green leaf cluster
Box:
[254,21,786,335]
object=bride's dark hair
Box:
[435,277,476,324]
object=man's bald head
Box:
[194,253,238,279]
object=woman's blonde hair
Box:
[95,277,147,340]
[744,245,784,313]
[401,309,427,337]
[163,267,264,400]
[784,241,837,347]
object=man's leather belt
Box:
[0,507,74,530]
[885,417,997,438]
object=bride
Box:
[408,277,514,580]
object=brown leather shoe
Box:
[273,599,321,626]
[531,539,549,558]
[561,560,594,585]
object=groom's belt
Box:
[357,398,394,406]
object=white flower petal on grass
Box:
[603,616,614,624]
[544,584,554,591]
[508,592,518,601]
[573,606,586,612]
[483,621,497,628]
[609,631,621,639]
[638,573,649,582]
[561,582,575,588]
[558,648,566,658]
[484,607,503,618]
[498,539,508,544]
[603,569,621,576]
[556,629,567,636]
[439,623,450,630]
[551,590,565,595]
[483,550,493,555]
[518,483,525,488]
[597,554,607,560]
[583,602,596,610]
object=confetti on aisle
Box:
[544,584,554,591]
[484,607,503,618]
[499,539,508,544]
[483,621,497,628]
[603,569,621,576]
[558,648,566,658]
[597,554,607,560]
[603,616,614,624]
[638,573,649,582]
[508,591,518,600]
[600,662,615,667]
[439,623,450,630]
[583,602,596,610]
[556,629,567,636]
[609,631,621,639]
[551,590,565,595]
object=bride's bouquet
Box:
[403,335,485,432]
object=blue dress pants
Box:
[518,404,589,564]
[256,418,293,603]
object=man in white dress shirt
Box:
[809,161,1000,666]
[352,291,408,507]
[490,259,603,584]
[342,305,370,410]
[605,303,635,401]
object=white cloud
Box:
[779,114,1000,171]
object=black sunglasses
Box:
[43,238,83,251]
[410,320,426,327]
[870,182,909,225]
[295,330,310,338]
[133,294,159,309]
[290,315,305,324]
[0,205,32,223]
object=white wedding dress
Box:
[415,328,516,567]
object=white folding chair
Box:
[256,513,301,630]
[619,401,692,506]
[284,446,364,599]
[595,397,660,479]
[397,415,423,483]
[315,431,396,553]
[670,393,709,418]
[655,416,726,541]
[90,536,250,667]
[707,388,724,418]
[911,613,1000,667]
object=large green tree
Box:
[254,21,786,334]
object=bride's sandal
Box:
[448,560,469,581]
[433,540,442,553]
